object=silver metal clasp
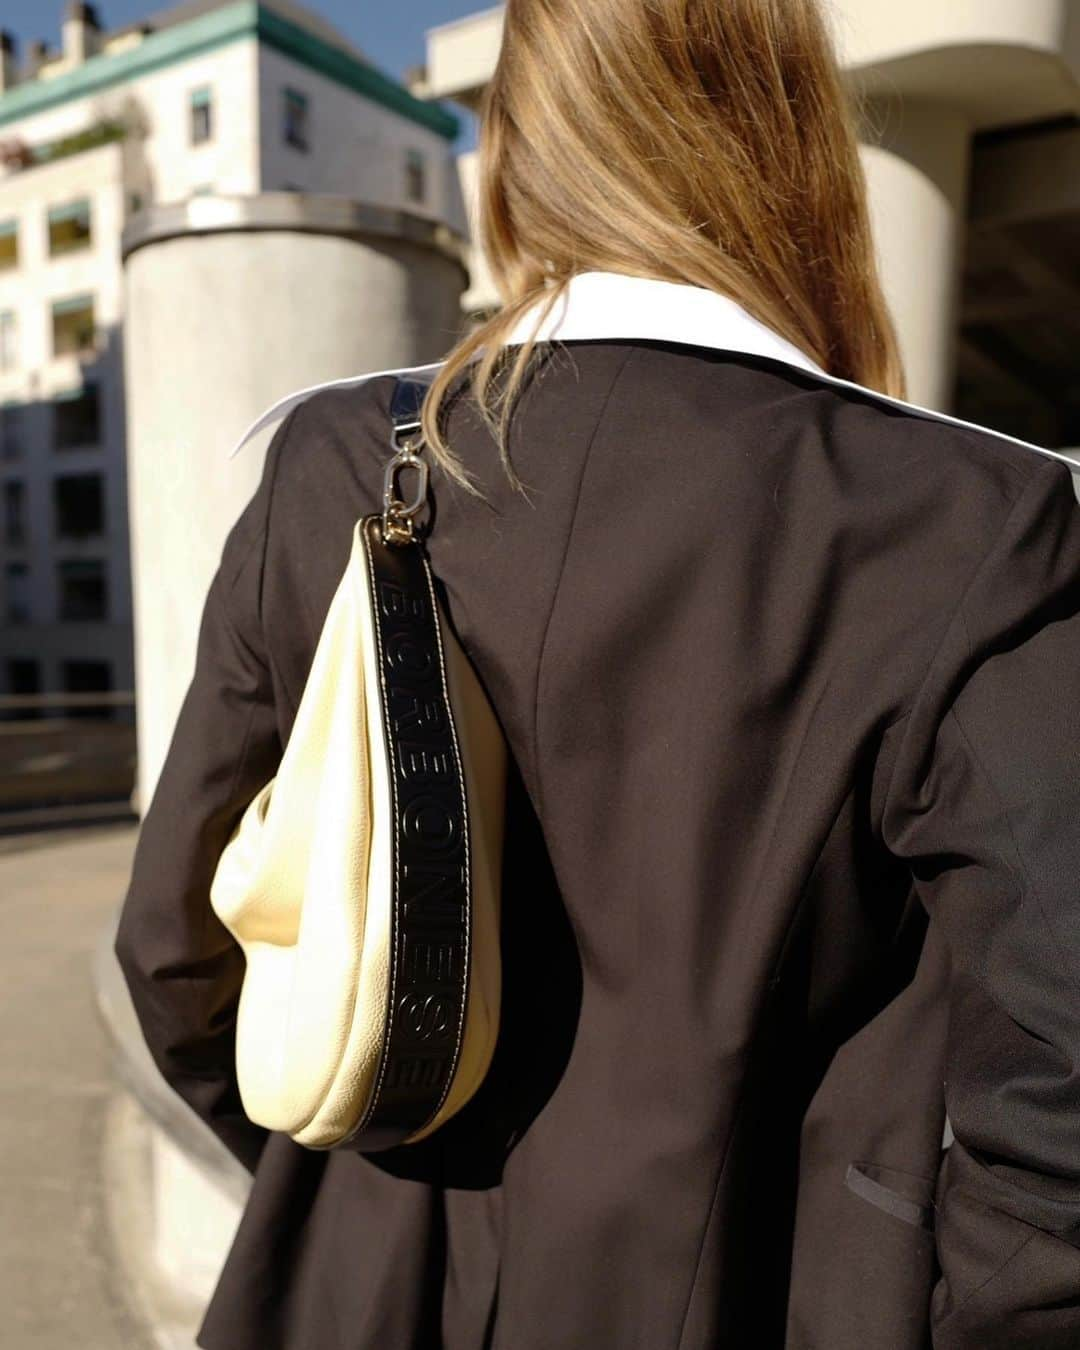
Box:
[382,435,429,545]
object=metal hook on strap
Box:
[382,379,433,545]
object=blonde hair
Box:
[419,0,905,498]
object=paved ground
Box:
[0,820,153,1350]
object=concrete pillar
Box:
[456,148,499,318]
[103,194,466,1336]
[859,100,972,410]
[121,194,467,813]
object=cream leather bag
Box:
[209,378,507,1151]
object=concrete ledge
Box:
[94,911,249,1347]
[835,0,1078,75]
[121,192,470,273]
[420,2,1080,132]
[102,1090,205,1350]
[423,5,505,108]
[853,43,1079,131]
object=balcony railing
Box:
[0,691,136,819]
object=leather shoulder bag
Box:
[208,378,508,1152]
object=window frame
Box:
[282,87,310,153]
[190,85,214,146]
[47,199,93,258]
[5,560,31,624]
[0,310,16,372]
[57,557,107,623]
[6,657,41,697]
[53,471,105,540]
[61,658,113,720]
[0,219,17,272]
[51,294,97,359]
[405,148,427,205]
[53,383,101,452]
[3,477,26,546]
[0,403,22,461]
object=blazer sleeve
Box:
[879,454,1080,1348]
[113,415,294,1177]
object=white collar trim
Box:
[227,270,1077,475]
[502,270,829,376]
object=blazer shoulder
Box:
[586,339,1062,494]
[828,384,1052,489]
[751,353,1068,496]
[282,374,402,450]
[606,345,1075,602]
[264,374,408,508]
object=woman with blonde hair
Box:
[115,1,1080,1346]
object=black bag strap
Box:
[338,373,471,1152]
[389,377,431,445]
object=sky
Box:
[2,0,485,143]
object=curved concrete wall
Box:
[122,194,467,810]
[423,2,1080,125]
[835,0,1079,129]
[834,0,1074,71]
[109,194,465,1344]
[861,104,971,411]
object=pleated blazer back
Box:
[114,272,1080,1350]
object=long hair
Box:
[418,0,905,497]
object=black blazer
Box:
[114,339,1080,1350]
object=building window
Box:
[405,149,427,205]
[190,86,213,145]
[47,199,92,256]
[53,384,100,450]
[0,404,22,460]
[128,191,144,215]
[283,88,310,151]
[5,562,30,624]
[62,659,112,719]
[4,478,26,545]
[5,658,42,721]
[58,558,106,621]
[0,219,17,272]
[0,311,16,371]
[52,295,96,358]
[54,472,104,538]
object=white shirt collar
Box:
[502,270,828,376]
[227,269,1077,475]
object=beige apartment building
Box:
[415,1,1080,459]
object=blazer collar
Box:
[228,269,1076,474]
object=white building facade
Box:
[415,1,1080,458]
[0,0,463,716]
